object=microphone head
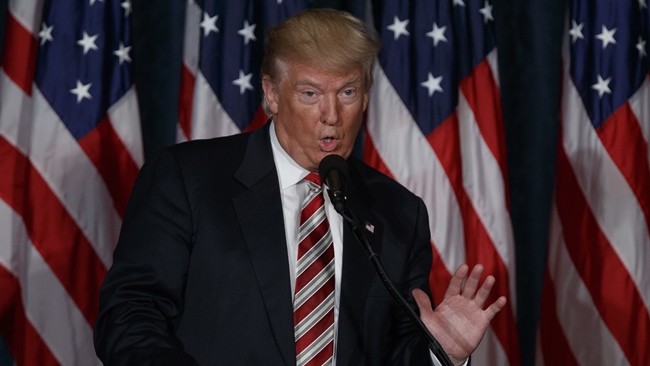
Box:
[318,154,349,183]
[319,154,349,214]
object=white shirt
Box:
[269,123,344,364]
[269,123,464,366]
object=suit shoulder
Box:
[169,133,251,160]
[144,133,253,172]
[349,157,420,201]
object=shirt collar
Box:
[270,121,310,190]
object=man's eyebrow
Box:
[338,77,363,92]
[294,77,363,91]
[345,76,363,85]
[296,75,363,85]
[295,79,321,87]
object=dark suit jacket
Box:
[94,123,434,365]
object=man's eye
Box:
[304,91,315,97]
[343,89,355,96]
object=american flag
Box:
[537,0,650,365]
[0,0,142,364]
[364,0,520,365]
[177,0,309,141]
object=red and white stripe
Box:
[365,50,521,366]
[0,0,143,364]
[537,34,650,366]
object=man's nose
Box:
[320,93,340,125]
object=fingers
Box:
[461,264,484,300]
[466,266,507,320]
[443,264,469,299]
[474,275,496,307]
[484,296,507,320]
[445,264,507,309]
[412,288,434,318]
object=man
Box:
[94,8,505,366]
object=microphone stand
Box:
[334,200,454,366]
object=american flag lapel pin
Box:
[365,221,375,233]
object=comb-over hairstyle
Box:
[261,8,380,91]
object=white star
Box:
[89,0,104,5]
[277,0,283,3]
[238,20,257,45]
[595,25,617,49]
[113,42,132,65]
[637,36,647,58]
[421,72,443,97]
[591,74,611,98]
[121,0,132,17]
[200,12,219,37]
[453,0,465,6]
[232,70,254,95]
[77,31,99,55]
[426,22,447,47]
[569,20,584,43]
[39,22,54,46]
[479,1,494,23]
[640,0,647,9]
[387,16,410,40]
[70,80,92,103]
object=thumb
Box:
[412,288,434,317]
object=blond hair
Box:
[261,8,380,111]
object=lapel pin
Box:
[365,222,375,233]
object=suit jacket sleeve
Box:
[94,147,199,365]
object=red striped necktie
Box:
[293,173,335,366]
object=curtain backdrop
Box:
[0,0,563,364]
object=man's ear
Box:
[362,91,369,112]
[262,75,279,115]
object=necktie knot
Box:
[305,172,321,185]
[304,173,322,193]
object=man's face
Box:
[262,60,369,172]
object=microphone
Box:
[318,154,349,214]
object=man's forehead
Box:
[283,63,362,86]
[277,58,361,79]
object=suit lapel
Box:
[336,162,385,366]
[232,125,295,366]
